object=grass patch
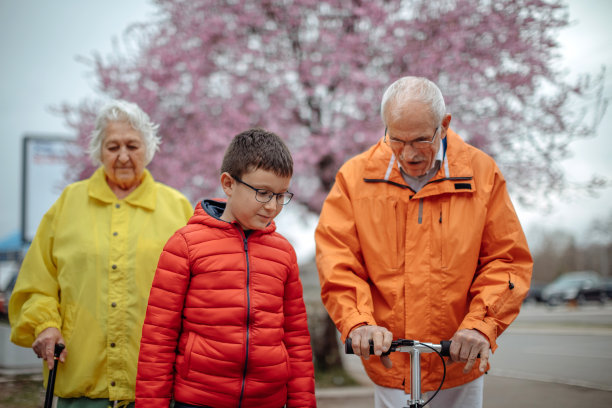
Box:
[0,375,44,408]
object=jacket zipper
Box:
[237,228,250,407]
[418,198,424,224]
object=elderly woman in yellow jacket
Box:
[9,100,193,408]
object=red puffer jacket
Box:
[135,200,316,408]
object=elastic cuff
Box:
[458,318,498,351]
[34,321,61,339]
[341,314,376,342]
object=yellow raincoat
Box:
[9,167,192,400]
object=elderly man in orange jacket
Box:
[315,76,533,408]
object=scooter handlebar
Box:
[345,338,466,358]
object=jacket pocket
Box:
[60,304,75,345]
[181,331,196,378]
[489,271,516,316]
[282,343,290,381]
[356,197,405,271]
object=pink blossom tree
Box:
[57,0,607,372]
[59,0,607,212]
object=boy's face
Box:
[220,168,291,231]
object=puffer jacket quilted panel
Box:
[136,200,316,408]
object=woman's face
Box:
[101,121,147,191]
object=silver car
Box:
[541,270,606,306]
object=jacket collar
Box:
[88,167,157,210]
[363,129,475,196]
[191,199,277,235]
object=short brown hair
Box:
[220,128,293,178]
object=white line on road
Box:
[488,369,612,392]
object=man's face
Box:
[384,101,445,178]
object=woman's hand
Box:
[32,327,67,369]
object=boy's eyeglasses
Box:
[384,127,439,151]
[233,176,294,205]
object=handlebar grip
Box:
[440,340,451,357]
[440,340,481,358]
[345,338,353,354]
[345,338,376,354]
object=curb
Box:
[487,370,612,392]
[315,386,374,398]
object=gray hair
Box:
[380,76,446,127]
[88,99,161,166]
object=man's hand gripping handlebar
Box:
[344,337,481,408]
[345,337,456,357]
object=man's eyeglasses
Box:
[384,127,439,150]
[233,176,294,205]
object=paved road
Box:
[489,328,612,390]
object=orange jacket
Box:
[315,130,532,393]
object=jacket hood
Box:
[202,198,226,219]
[189,198,277,234]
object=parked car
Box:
[603,277,612,299]
[523,281,546,303]
[541,270,606,306]
[0,259,20,318]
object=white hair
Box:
[88,99,161,166]
[380,76,446,127]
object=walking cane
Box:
[44,343,65,408]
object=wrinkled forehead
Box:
[384,100,437,128]
[102,120,144,143]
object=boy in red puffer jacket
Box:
[135,128,316,408]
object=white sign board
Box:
[21,136,74,243]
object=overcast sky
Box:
[0,0,610,257]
